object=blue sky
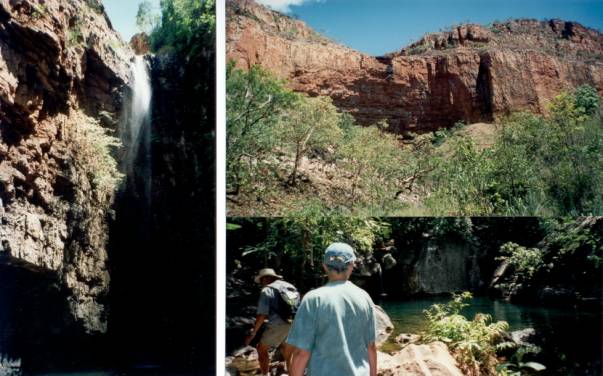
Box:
[258,0,603,55]
[103,0,160,41]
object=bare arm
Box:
[245,314,267,345]
[368,341,377,376]
[289,347,312,376]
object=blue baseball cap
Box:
[324,242,357,270]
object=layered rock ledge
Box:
[227,0,603,132]
[0,0,132,335]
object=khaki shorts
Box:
[260,323,291,348]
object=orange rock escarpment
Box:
[227,0,603,132]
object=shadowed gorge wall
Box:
[0,0,215,372]
[0,0,131,347]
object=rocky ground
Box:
[225,306,467,376]
[226,122,498,216]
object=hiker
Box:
[245,268,299,376]
[287,242,377,376]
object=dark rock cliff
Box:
[0,0,132,370]
[107,43,216,371]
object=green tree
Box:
[151,0,215,57]
[136,0,159,33]
[426,137,495,215]
[337,119,411,212]
[423,85,602,216]
[574,84,600,115]
[226,64,298,194]
[278,96,342,185]
[241,204,391,288]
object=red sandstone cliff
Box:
[0,0,132,333]
[226,0,603,132]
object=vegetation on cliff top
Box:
[226,64,602,216]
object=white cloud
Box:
[256,0,323,13]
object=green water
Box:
[380,296,602,375]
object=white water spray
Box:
[123,55,153,206]
[128,55,152,163]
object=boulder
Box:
[226,346,260,376]
[395,333,421,347]
[378,341,464,376]
[537,286,576,305]
[510,328,536,346]
[375,304,394,345]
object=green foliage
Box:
[497,345,546,376]
[136,0,159,33]
[85,0,104,14]
[279,96,342,185]
[240,206,390,284]
[67,16,85,47]
[495,218,602,292]
[68,112,123,196]
[426,137,496,215]
[574,85,600,115]
[424,292,510,376]
[226,65,419,214]
[226,63,298,194]
[150,0,215,57]
[497,243,544,281]
[425,85,603,215]
[32,3,48,18]
[336,119,410,212]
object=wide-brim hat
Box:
[254,268,283,284]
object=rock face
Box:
[227,0,603,132]
[0,0,132,362]
[375,304,395,346]
[392,237,483,295]
[378,342,464,376]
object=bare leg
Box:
[257,342,270,375]
[281,342,294,372]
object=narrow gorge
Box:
[0,0,215,373]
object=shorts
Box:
[260,322,291,348]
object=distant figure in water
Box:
[287,242,377,376]
[246,268,299,375]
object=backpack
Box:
[269,281,300,323]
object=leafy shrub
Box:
[424,292,511,376]
[150,0,215,58]
[425,85,603,216]
[497,243,544,281]
[67,112,123,198]
[226,63,298,194]
[85,0,103,14]
[67,16,85,47]
[238,207,391,287]
[226,65,418,214]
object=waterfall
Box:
[123,55,152,205]
[128,55,152,158]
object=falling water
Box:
[124,55,152,205]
